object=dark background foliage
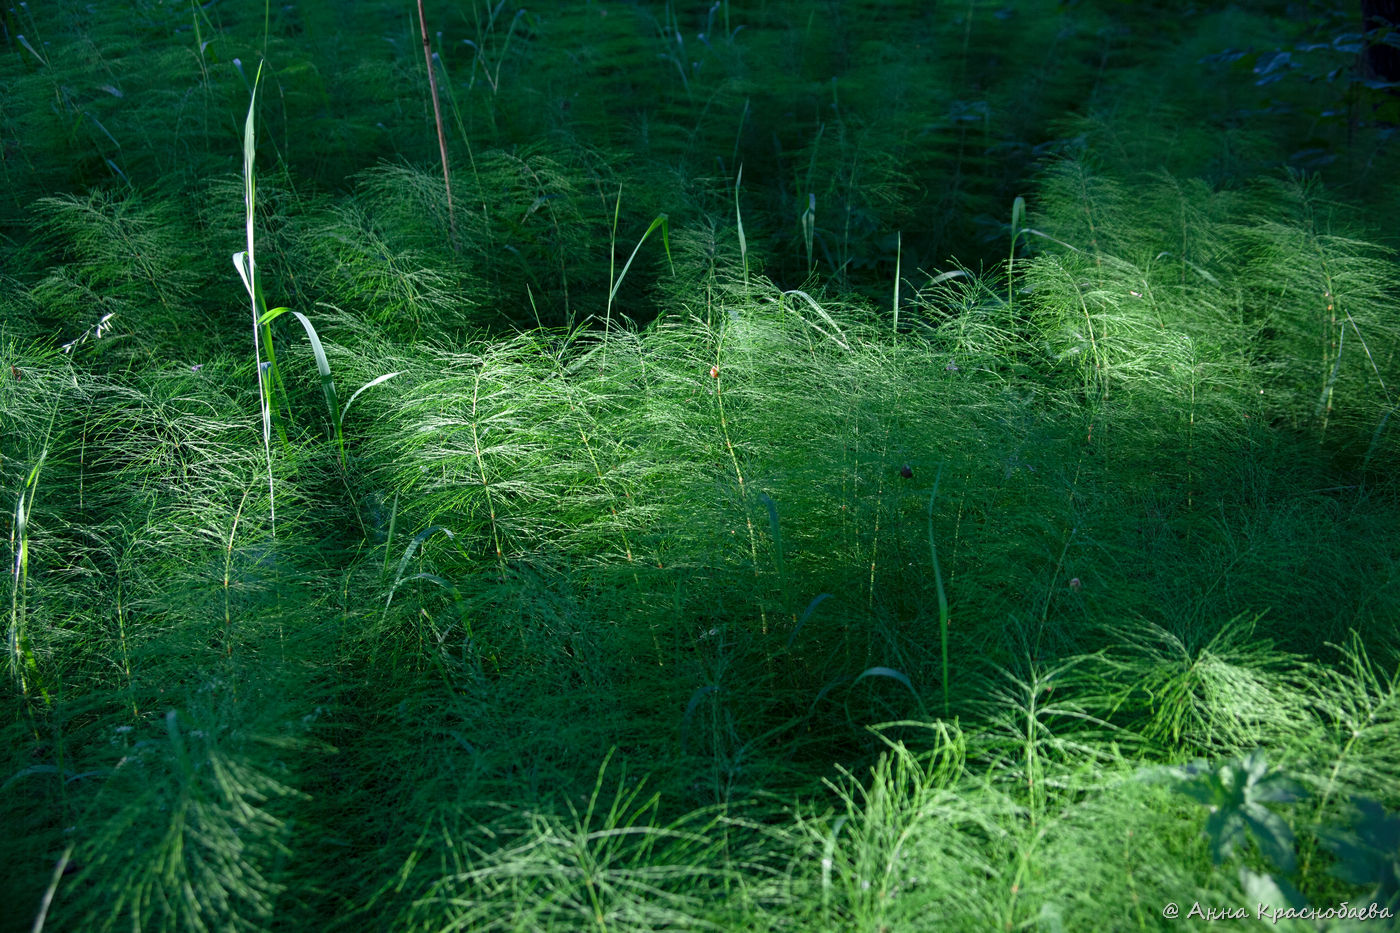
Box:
[2,2,1398,931]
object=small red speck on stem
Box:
[710,366,720,379]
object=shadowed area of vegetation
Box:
[2,1,1399,930]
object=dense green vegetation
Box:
[3,1,1400,929]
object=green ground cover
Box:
[2,1,1399,929]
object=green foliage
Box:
[1321,798,1400,912]
[59,709,303,933]
[29,190,206,359]
[788,723,1007,932]
[399,755,735,932]
[1094,616,1315,755]
[4,0,1400,930]
[1162,750,1306,873]
[1235,175,1400,446]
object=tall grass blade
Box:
[1009,195,1026,310]
[259,306,338,445]
[386,525,457,610]
[340,372,404,436]
[785,592,832,650]
[928,464,950,718]
[852,666,923,710]
[606,214,674,309]
[892,230,902,339]
[8,451,47,700]
[759,491,790,621]
[736,164,749,288]
[802,192,816,275]
[233,61,279,531]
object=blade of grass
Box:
[928,464,950,718]
[386,525,457,611]
[605,198,674,341]
[340,372,404,436]
[1008,195,1025,310]
[607,214,674,310]
[892,230,902,341]
[735,164,749,288]
[9,450,48,703]
[758,492,791,624]
[258,306,339,447]
[232,60,283,532]
[849,666,927,723]
[785,592,832,651]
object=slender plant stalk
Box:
[603,189,672,357]
[1317,282,1340,434]
[760,493,792,626]
[469,366,507,579]
[30,841,73,933]
[222,485,252,657]
[735,165,749,288]
[380,491,400,585]
[892,230,901,341]
[232,61,283,534]
[867,468,882,612]
[928,464,949,718]
[417,0,457,249]
[9,449,48,703]
[605,184,622,349]
[1008,195,1025,310]
[113,568,136,718]
[802,192,816,276]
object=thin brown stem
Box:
[417,0,457,249]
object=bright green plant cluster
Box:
[2,1,1399,931]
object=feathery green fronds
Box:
[4,2,1400,930]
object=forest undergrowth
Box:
[3,1,1399,930]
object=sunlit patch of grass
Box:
[399,756,737,933]
[3,1,1400,929]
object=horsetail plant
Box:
[6,4,1400,929]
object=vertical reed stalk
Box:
[417,0,457,249]
[735,165,749,289]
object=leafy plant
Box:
[1159,750,1305,873]
[1320,797,1400,912]
[4,2,1400,930]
